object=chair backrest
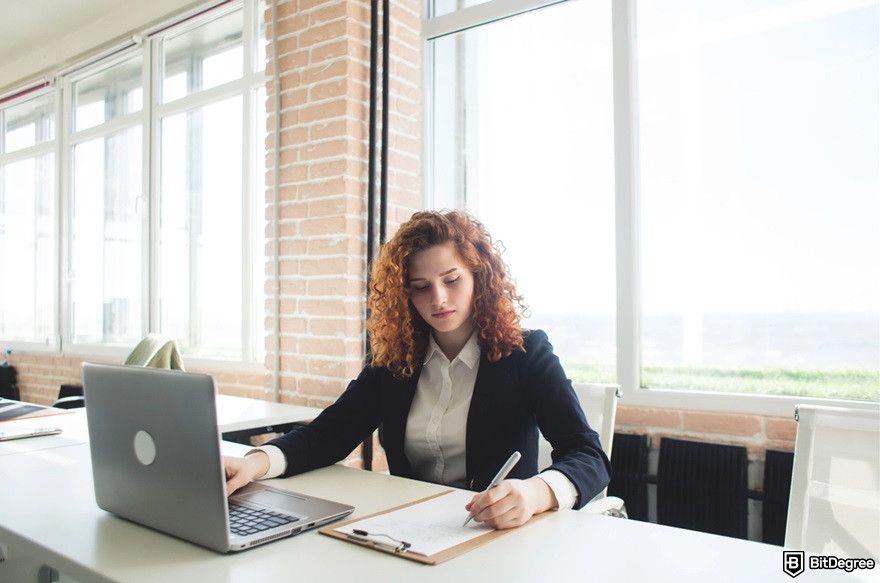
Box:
[124,334,185,370]
[785,404,880,559]
[538,383,620,473]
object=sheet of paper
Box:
[0,404,45,421]
[335,490,493,556]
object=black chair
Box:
[53,383,85,409]
[0,365,20,400]
[52,335,185,410]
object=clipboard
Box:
[319,489,548,565]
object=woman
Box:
[224,210,610,529]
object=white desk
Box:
[0,396,321,457]
[0,409,89,457]
[0,443,871,583]
[215,395,320,443]
[215,395,319,433]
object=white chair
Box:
[537,383,624,514]
[785,404,880,559]
[124,334,185,370]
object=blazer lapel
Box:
[382,371,418,476]
[465,353,513,489]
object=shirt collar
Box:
[424,330,481,369]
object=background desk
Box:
[0,443,870,583]
[0,409,88,457]
[215,395,320,444]
[0,396,320,457]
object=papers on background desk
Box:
[0,399,69,422]
[334,490,492,556]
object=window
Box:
[429,0,617,383]
[427,0,880,405]
[0,0,266,363]
[68,54,145,346]
[0,90,57,345]
[73,56,143,131]
[155,3,264,359]
[637,1,880,400]
[162,8,245,102]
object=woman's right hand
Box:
[223,452,270,496]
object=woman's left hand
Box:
[465,477,557,529]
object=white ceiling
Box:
[0,0,198,91]
[0,0,121,66]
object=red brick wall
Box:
[9,353,267,404]
[616,405,796,458]
[262,0,423,470]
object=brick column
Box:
[264,0,422,469]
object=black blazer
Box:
[267,329,611,510]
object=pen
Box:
[462,450,521,527]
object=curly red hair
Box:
[367,210,527,378]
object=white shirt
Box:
[403,330,481,487]
[254,331,578,509]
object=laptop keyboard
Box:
[228,503,297,537]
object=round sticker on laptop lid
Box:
[133,430,157,465]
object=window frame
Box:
[149,0,264,364]
[0,85,62,352]
[0,0,266,368]
[423,0,880,417]
[61,47,149,355]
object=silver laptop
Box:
[83,363,354,552]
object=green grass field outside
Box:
[565,363,880,401]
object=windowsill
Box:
[184,357,265,374]
[0,339,59,353]
[9,345,873,417]
[62,344,132,361]
[5,343,265,375]
[608,383,880,418]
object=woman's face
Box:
[407,242,475,336]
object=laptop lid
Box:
[84,363,355,553]
[84,363,232,551]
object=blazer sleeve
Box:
[264,365,382,477]
[523,330,612,509]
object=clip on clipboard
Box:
[319,489,548,565]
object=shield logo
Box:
[783,551,805,578]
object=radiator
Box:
[656,437,748,539]
[607,433,649,521]
[762,449,794,545]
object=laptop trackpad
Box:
[233,484,307,518]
